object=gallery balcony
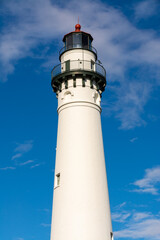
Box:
[51,59,106,93]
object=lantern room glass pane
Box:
[82,34,89,48]
[73,33,82,48]
[63,33,93,52]
[66,35,73,49]
[89,38,92,50]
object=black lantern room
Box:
[59,24,97,60]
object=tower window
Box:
[55,173,60,188]
[110,232,114,240]
[65,60,70,71]
[91,60,94,70]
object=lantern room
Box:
[59,24,97,59]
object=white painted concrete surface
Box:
[50,48,113,240]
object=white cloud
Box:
[134,0,158,19]
[0,160,34,170]
[133,166,160,195]
[112,202,131,223]
[11,153,22,160]
[11,140,33,161]
[117,202,127,209]
[111,81,151,129]
[112,212,131,223]
[14,141,33,153]
[4,141,34,170]
[19,160,34,166]
[30,162,44,169]
[130,137,138,143]
[41,223,51,227]
[37,208,50,213]
[132,212,152,221]
[115,217,160,240]
[0,0,160,129]
[0,166,16,170]
[112,205,160,240]
[113,202,127,211]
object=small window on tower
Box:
[91,60,94,70]
[55,173,60,188]
[110,232,114,240]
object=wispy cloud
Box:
[14,141,33,153]
[41,223,51,227]
[1,141,34,170]
[111,82,151,129]
[11,153,22,160]
[130,137,138,143]
[0,166,16,170]
[132,166,160,195]
[30,162,44,169]
[113,202,127,210]
[112,212,131,223]
[112,202,131,223]
[132,212,152,221]
[37,208,50,213]
[11,140,33,161]
[112,203,160,239]
[19,160,34,166]
[115,215,160,240]
[0,0,160,129]
[134,0,158,19]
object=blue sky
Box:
[0,0,160,239]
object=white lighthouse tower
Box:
[50,23,113,240]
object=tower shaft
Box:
[50,24,113,240]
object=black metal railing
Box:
[59,45,97,57]
[51,60,106,79]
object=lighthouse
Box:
[50,23,113,240]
